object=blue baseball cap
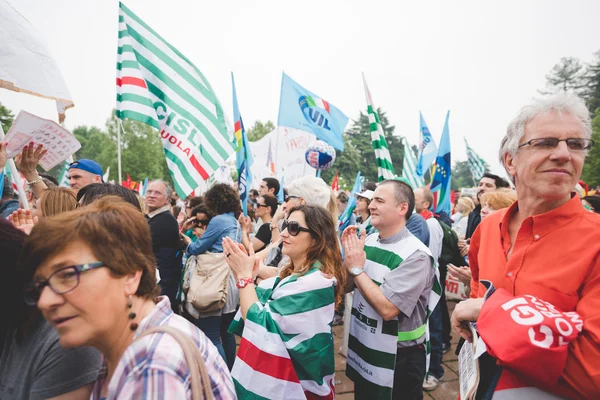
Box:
[69,159,104,182]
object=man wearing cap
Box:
[355,190,374,235]
[68,159,103,190]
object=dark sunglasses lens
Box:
[287,221,300,236]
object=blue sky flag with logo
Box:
[232,73,253,216]
[277,72,348,151]
[416,111,438,177]
[429,111,451,214]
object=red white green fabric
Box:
[229,266,336,399]
[116,2,234,197]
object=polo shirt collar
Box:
[499,193,584,240]
[147,204,171,219]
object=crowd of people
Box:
[0,92,599,399]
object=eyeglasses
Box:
[24,262,105,305]
[278,219,312,236]
[256,203,269,208]
[284,195,300,203]
[518,137,594,152]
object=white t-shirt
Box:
[425,218,444,262]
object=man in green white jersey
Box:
[343,179,439,400]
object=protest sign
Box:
[5,110,81,170]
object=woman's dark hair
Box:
[186,196,204,209]
[77,183,142,211]
[172,205,181,218]
[260,194,279,218]
[280,205,346,308]
[1,219,34,342]
[204,183,242,218]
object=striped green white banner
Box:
[229,267,336,399]
[464,138,486,182]
[401,138,425,188]
[362,74,395,181]
[116,2,235,197]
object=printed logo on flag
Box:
[278,72,348,151]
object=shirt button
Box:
[507,272,513,277]
[534,234,540,240]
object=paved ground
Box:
[333,300,460,400]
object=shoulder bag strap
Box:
[136,326,214,400]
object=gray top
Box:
[379,228,434,348]
[0,318,102,400]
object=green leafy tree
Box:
[104,113,171,183]
[452,160,476,189]
[343,108,404,183]
[247,120,275,142]
[540,57,585,95]
[582,112,600,186]
[0,103,14,134]
[581,51,600,117]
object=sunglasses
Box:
[254,203,269,208]
[278,219,312,236]
[284,195,300,203]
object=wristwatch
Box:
[236,277,254,289]
[349,266,365,276]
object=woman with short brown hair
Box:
[20,197,235,399]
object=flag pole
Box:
[117,119,124,184]
[0,123,30,209]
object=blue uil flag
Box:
[277,72,348,151]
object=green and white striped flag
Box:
[116,2,235,198]
[465,138,487,182]
[401,138,425,188]
[57,160,70,187]
[362,74,395,181]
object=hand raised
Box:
[8,208,39,235]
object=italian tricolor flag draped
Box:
[362,74,395,181]
[229,267,336,399]
[116,2,235,198]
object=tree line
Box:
[1,48,599,189]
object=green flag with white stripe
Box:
[362,74,395,181]
[464,138,487,183]
[401,138,425,188]
[116,2,235,198]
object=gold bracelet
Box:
[27,178,42,185]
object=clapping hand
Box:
[222,236,259,280]
[448,263,472,286]
[342,225,367,271]
[237,214,253,234]
[8,208,39,235]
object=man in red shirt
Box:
[452,94,600,399]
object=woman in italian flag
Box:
[222,205,345,399]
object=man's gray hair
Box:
[150,180,173,199]
[286,176,331,208]
[499,94,592,175]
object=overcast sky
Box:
[3,0,600,177]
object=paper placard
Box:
[458,324,481,400]
[4,110,81,170]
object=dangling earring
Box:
[127,295,138,331]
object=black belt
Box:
[396,343,424,354]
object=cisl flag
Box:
[116,2,235,198]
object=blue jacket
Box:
[186,212,241,255]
